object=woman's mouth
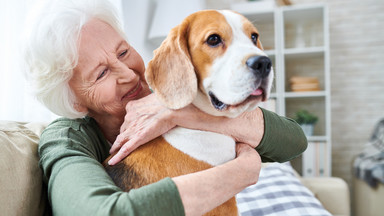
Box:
[122,81,143,101]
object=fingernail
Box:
[108,159,115,166]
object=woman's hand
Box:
[235,143,261,186]
[108,94,176,165]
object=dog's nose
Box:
[246,56,272,78]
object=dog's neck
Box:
[162,127,236,166]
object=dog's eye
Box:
[206,34,222,47]
[251,33,259,45]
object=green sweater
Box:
[39,108,307,215]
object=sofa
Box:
[0,120,350,215]
[352,118,384,216]
[353,177,384,216]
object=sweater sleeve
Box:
[256,108,308,163]
[39,118,184,216]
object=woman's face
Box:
[70,19,151,119]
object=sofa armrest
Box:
[300,177,350,216]
[0,121,49,216]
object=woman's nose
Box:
[114,62,137,84]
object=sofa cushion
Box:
[236,162,332,216]
[0,121,48,216]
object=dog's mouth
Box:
[209,87,266,111]
[209,92,228,110]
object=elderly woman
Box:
[25,0,306,215]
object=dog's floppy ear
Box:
[145,19,197,110]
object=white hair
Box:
[24,0,127,118]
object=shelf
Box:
[283,5,325,51]
[285,91,326,98]
[284,46,325,59]
[307,136,328,142]
[283,4,324,22]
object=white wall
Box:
[0,0,57,122]
[121,0,207,65]
[121,0,158,65]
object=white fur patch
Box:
[163,127,236,166]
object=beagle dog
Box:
[104,10,273,215]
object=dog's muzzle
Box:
[208,55,272,111]
[246,56,272,79]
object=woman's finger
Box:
[108,129,154,165]
[108,139,139,165]
[110,122,152,154]
[110,132,130,154]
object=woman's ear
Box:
[145,19,197,110]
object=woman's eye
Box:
[251,33,259,45]
[119,50,128,58]
[96,68,107,81]
[206,34,222,47]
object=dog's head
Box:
[146,10,274,118]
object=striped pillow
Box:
[236,162,331,216]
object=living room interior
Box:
[1,0,383,215]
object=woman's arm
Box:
[108,93,307,165]
[171,104,265,148]
[174,143,261,216]
[175,106,308,162]
[40,118,261,215]
[39,118,184,215]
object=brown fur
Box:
[104,137,238,215]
